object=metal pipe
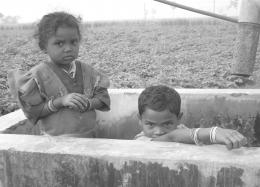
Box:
[154,0,238,23]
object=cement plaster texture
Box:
[0,134,259,187]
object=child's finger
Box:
[233,132,247,147]
[73,95,87,109]
[71,99,85,111]
[241,137,248,146]
[237,133,247,144]
[223,138,233,150]
[75,93,89,102]
[68,102,79,110]
[228,133,241,149]
[74,94,89,109]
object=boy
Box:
[135,85,247,150]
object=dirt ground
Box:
[0,19,260,113]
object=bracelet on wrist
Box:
[48,98,58,112]
[210,127,214,143]
[209,126,218,144]
[190,128,204,146]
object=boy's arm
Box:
[151,128,207,143]
[152,127,247,150]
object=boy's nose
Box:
[153,127,165,136]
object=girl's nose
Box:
[64,44,72,52]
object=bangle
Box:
[194,128,203,145]
[211,127,218,144]
[48,98,58,112]
[210,127,214,143]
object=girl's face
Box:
[45,26,80,68]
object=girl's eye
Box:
[72,40,79,45]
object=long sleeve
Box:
[8,70,46,124]
[92,86,110,111]
[89,66,111,111]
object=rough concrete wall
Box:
[0,134,259,187]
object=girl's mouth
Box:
[63,56,74,60]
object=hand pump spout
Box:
[154,0,238,23]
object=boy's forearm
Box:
[152,129,193,143]
[152,128,212,144]
[196,128,211,144]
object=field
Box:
[1,18,260,115]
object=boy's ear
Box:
[177,112,183,120]
[137,113,142,126]
[137,113,141,120]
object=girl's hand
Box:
[215,128,247,150]
[57,93,90,112]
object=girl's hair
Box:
[138,85,181,116]
[34,11,82,50]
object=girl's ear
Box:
[177,112,183,120]
[42,48,48,54]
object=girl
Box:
[8,12,110,137]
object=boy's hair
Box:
[34,11,82,50]
[138,85,181,116]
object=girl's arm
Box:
[90,86,110,111]
[20,100,54,124]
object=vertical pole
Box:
[231,0,260,76]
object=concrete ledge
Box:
[0,134,259,187]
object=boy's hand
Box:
[57,93,90,112]
[215,128,247,150]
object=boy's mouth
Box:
[152,132,167,138]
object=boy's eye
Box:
[145,122,154,127]
[163,123,173,127]
[55,41,64,47]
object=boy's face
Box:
[45,26,80,69]
[138,108,182,138]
